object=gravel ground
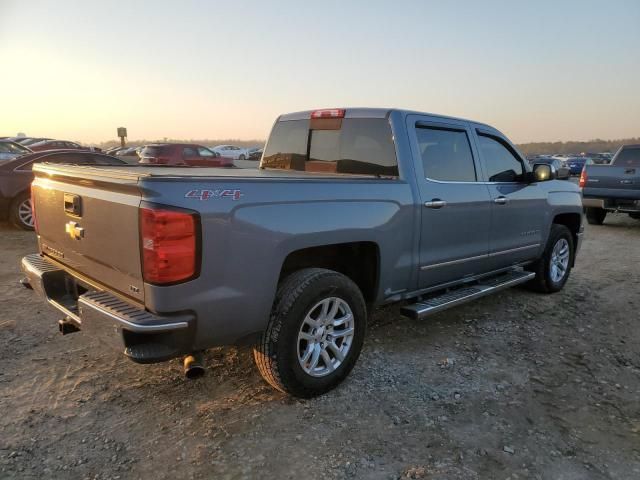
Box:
[1,214,639,480]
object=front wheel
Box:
[253,268,366,398]
[629,213,640,220]
[239,154,246,160]
[526,224,574,293]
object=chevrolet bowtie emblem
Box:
[65,221,85,240]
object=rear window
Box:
[262,118,398,176]
[613,147,640,167]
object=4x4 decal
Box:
[185,189,244,201]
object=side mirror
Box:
[532,163,556,182]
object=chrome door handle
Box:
[494,196,509,205]
[424,199,447,209]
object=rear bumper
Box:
[582,196,640,212]
[21,253,195,363]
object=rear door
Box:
[474,130,546,269]
[407,115,493,288]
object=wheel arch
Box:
[278,241,380,305]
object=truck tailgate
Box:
[31,164,145,303]
[583,165,640,199]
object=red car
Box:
[28,139,86,152]
[139,143,234,167]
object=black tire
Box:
[526,224,574,293]
[239,154,246,160]
[629,213,640,220]
[585,207,606,225]
[9,192,35,231]
[253,268,367,398]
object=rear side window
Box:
[141,146,162,157]
[262,118,398,176]
[416,127,476,182]
[613,147,640,167]
[478,134,525,182]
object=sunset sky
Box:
[1,0,638,144]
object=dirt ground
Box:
[1,214,639,480]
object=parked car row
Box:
[0,150,127,230]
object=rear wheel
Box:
[253,268,366,398]
[585,207,607,225]
[10,192,34,231]
[629,213,640,220]
[527,224,574,293]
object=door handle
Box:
[424,199,447,209]
[493,196,509,205]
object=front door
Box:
[407,116,493,289]
[474,131,546,269]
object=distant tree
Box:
[516,138,640,156]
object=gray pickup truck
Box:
[21,108,584,397]
[581,144,640,224]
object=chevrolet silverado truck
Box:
[581,144,640,224]
[21,108,584,398]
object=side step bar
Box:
[400,269,535,320]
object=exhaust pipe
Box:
[183,351,205,379]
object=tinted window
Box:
[198,147,214,157]
[478,134,525,182]
[141,146,162,157]
[262,118,398,176]
[183,147,197,157]
[613,147,640,167]
[416,127,476,182]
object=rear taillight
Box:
[579,169,587,188]
[30,186,38,233]
[311,109,345,119]
[140,205,200,284]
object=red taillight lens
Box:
[30,186,38,233]
[140,206,199,284]
[579,169,587,188]
[311,108,345,119]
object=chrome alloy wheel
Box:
[18,199,34,228]
[297,297,355,377]
[550,238,570,283]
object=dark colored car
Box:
[29,139,86,152]
[139,143,234,167]
[0,150,126,230]
[248,147,263,160]
[566,157,593,175]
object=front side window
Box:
[183,147,197,157]
[198,147,214,157]
[478,134,525,182]
[415,126,476,182]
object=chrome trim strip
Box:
[420,244,540,271]
[420,253,487,270]
[488,243,540,257]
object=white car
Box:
[210,145,249,160]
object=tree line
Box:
[516,138,640,156]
